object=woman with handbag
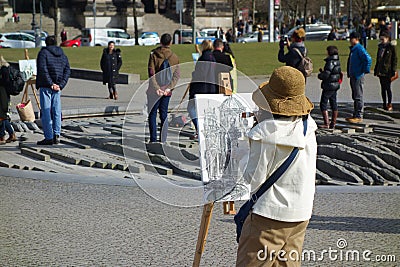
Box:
[374,31,398,111]
[236,66,317,267]
[0,58,17,144]
[317,45,342,129]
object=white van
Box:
[81,28,135,46]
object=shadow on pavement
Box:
[308,215,400,234]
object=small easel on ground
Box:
[22,49,40,111]
[192,72,235,267]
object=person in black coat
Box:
[188,40,217,138]
[100,41,122,100]
[318,46,342,129]
[374,31,398,111]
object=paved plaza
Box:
[0,73,399,266]
[0,172,399,266]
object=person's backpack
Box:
[156,56,173,86]
[0,66,25,96]
[293,48,313,77]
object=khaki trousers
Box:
[236,213,309,267]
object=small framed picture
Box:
[19,59,37,81]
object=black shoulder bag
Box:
[234,118,308,243]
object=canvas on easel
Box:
[195,93,256,202]
[18,59,36,81]
[192,93,256,267]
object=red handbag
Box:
[391,71,399,82]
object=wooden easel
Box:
[22,49,40,110]
[192,72,236,267]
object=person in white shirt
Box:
[236,66,317,267]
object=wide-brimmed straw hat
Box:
[252,66,314,116]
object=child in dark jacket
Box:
[318,46,342,129]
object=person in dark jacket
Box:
[36,35,70,145]
[100,41,122,100]
[278,28,308,79]
[374,31,398,111]
[188,40,217,138]
[147,33,180,143]
[213,39,233,91]
[318,46,342,129]
[0,57,17,144]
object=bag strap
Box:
[293,47,306,58]
[21,87,28,103]
[248,117,308,206]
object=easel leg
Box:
[30,84,41,110]
[193,202,214,267]
[223,201,236,215]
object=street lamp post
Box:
[31,0,37,30]
[32,0,41,47]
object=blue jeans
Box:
[40,87,61,140]
[148,95,170,142]
[187,98,198,132]
[350,76,364,118]
[0,119,14,138]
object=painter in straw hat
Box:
[252,66,314,116]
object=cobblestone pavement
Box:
[1,75,399,266]
[1,175,399,267]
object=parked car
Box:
[20,30,48,47]
[0,32,36,48]
[81,28,135,46]
[286,24,332,41]
[236,31,270,43]
[173,29,200,44]
[138,32,160,46]
[199,28,218,37]
[60,35,82,47]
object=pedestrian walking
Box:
[346,32,372,123]
[357,19,370,49]
[100,41,122,100]
[147,33,180,143]
[257,28,263,42]
[374,31,398,111]
[236,66,317,267]
[278,28,309,79]
[214,27,224,39]
[36,35,70,145]
[0,58,17,144]
[60,28,67,43]
[318,46,342,129]
[187,40,217,139]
